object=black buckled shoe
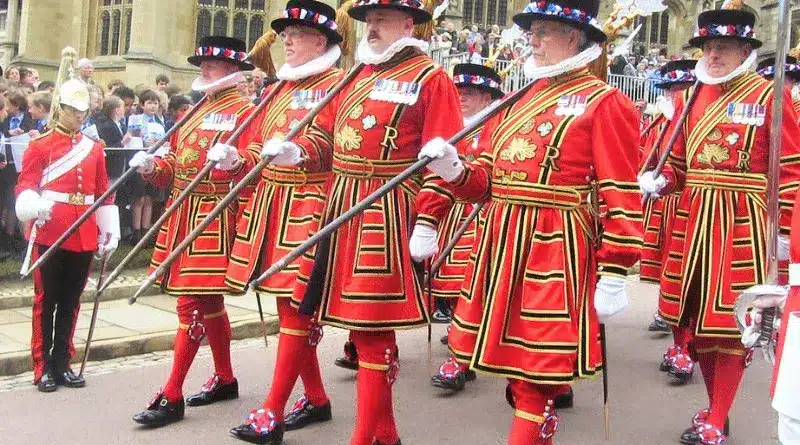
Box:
[133,391,185,427]
[431,309,452,324]
[431,358,475,392]
[37,372,57,393]
[334,341,359,370]
[554,387,574,409]
[230,409,284,444]
[54,368,85,388]
[680,416,729,444]
[185,375,238,407]
[284,395,332,431]
[648,313,670,333]
[440,334,448,345]
[373,440,402,445]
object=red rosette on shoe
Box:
[696,422,727,445]
[245,408,279,435]
[308,322,324,347]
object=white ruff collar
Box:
[523,43,603,80]
[277,46,342,81]
[356,36,429,65]
[695,50,757,85]
[192,71,246,95]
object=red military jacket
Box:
[145,86,255,295]
[292,47,464,330]
[659,72,800,336]
[16,125,112,252]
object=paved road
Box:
[0,281,781,445]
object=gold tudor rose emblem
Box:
[696,143,730,166]
[177,147,200,167]
[519,119,536,135]
[335,124,363,152]
[500,138,537,164]
[349,104,364,120]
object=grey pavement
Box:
[0,279,783,445]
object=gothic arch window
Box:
[98,0,133,56]
[197,0,267,49]
[633,9,671,53]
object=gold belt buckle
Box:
[69,192,84,205]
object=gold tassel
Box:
[49,47,79,127]
[336,0,357,71]
[413,0,437,41]
[248,30,278,78]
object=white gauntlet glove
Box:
[409,223,439,262]
[261,138,302,166]
[207,143,241,171]
[419,137,464,182]
[15,190,54,222]
[129,151,156,174]
[638,171,667,200]
[594,276,629,323]
[96,205,121,257]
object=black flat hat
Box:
[271,0,343,45]
[188,36,254,71]
[655,59,697,90]
[347,0,432,25]
[513,0,606,44]
[453,63,504,99]
[688,9,761,49]
[757,55,800,82]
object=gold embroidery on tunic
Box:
[696,143,730,166]
[707,128,723,141]
[188,132,198,145]
[177,148,200,167]
[198,136,210,149]
[336,124,363,152]
[495,169,528,183]
[275,113,287,128]
[349,104,364,120]
[519,119,536,135]
[500,138,537,164]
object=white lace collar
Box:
[191,71,246,95]
[276,46,342,81]
[356,36,429,66]
[523,43,603,80]
[695,50,757,85]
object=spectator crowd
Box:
[0,59,269,262]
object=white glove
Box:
[96,205,121,257]
[207,143,241,171]
[638,171,667,200]
[129,151,155,174]
[779,236,790,261]
[409,223,439,262]
[741,284,789,349]
[419,137,464,182]
[261,138,303,166]
[154,144,171,158]
[15,190,54,222]
[594,276,629,323]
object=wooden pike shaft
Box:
[79,253,110,377]
[427,203,483,281]
[98,81,287,297]
[248,79,537,289]
[25,96,210,277]
[128,64,366,304]
[650,80,701,177]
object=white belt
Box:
[41,190,96,205]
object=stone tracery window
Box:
[196,0,268,49]
[98,0,133,56]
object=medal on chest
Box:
[291,90,326,110]
[370,79,421,105]
[725,102,766,126]
[554,94,587,117]
[201,113,237,131]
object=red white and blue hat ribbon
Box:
[522,1,601,31]
[695,23,755,39]
[757,63,800,78]
[661,69,696,85]
[282,7,338,31]
[194,46,249,63]
[454,73,501,90]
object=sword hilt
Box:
[758,306,778,344]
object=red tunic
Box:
[16,127,112,252]
[292,48,464,330]
[429,126,483,299]
[639,114,680,284]
[447,69,642,383]
[659,72,800,338]
[226,68,342,295]
[145,87,255,296]
[773,189,800,397]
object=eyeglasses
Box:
[279,28,318,42]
